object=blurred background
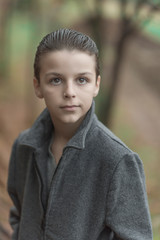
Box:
[0,0,160,239]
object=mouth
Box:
[60,105,80,111]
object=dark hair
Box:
[34,28,100,81]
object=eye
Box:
[77,77,88,85]
[50,78,62,86]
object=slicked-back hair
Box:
[34,29,100,81]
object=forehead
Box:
[39,49,96,75]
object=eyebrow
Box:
[45,72,62,77]
[45,72,93,77]
[77,72,93,76]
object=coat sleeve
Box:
[105,153,153,240]
[7,139,21,240]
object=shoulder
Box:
[89,115,135,162]
[91,116,133,153]
[13,128,34,149]
[85,115,144,186]
[13,108,52,149]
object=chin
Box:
[61,116,84,125]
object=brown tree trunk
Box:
[105,18,136,126]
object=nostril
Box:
[63,89,75,98]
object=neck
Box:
[52,117,84,144]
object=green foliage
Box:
[15,0,33,11]
[141,18,160,41]
[153,233,160,240]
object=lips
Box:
[60,105,80,111]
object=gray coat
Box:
[8,102,153,240]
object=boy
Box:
[8,29,153,240]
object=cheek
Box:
[79,86,96,98]
[42,90,56,105]
[43,87,60,98]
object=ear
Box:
[93,75,101,97]
[33,78,43,99]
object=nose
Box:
[63,81,76,98]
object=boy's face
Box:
[33,49,100,126]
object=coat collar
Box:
[66,101,96,150]
[20,101,96,150]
